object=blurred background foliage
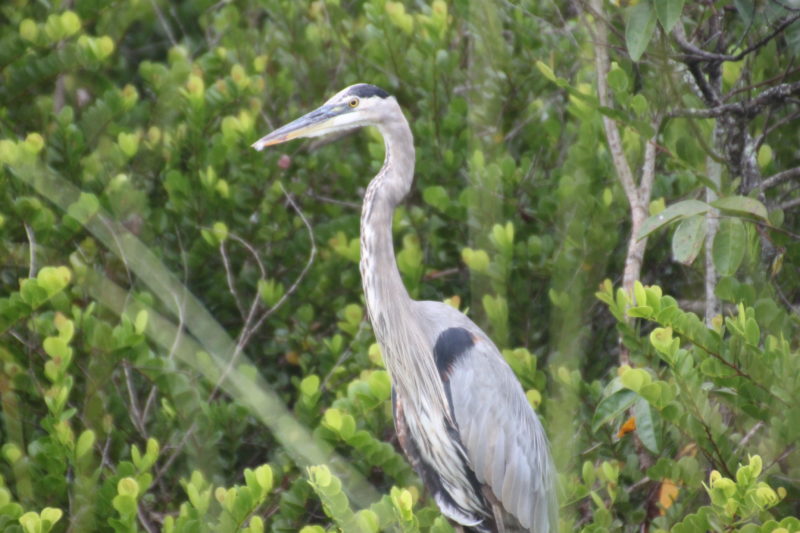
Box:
[0,0,799,531]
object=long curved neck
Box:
[359,104,453,421]
[359,105,415,341]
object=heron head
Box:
[251,84,392,151]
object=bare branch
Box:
[24,223,36,278]
[778,195,800,211]
[243,183,318,344]
[758,167,800,191]
[147,0,177,46]
[220,240,246,320]
[304,190,361,209]
[229,232,267,279]
[151,422,197,488]
[123,362,147,438]
[672,12,800,63]
[587,0,637,201]
[208,183,318,400]
[669,81,800,119]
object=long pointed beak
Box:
[251,105,338,151]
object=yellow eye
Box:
[348,98,359,108]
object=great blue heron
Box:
[253,84,556,533]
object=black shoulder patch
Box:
[350,83,390,99]
[433,327,474,377]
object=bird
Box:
[252,84,556,533]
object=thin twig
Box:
[24,223,36,278]
[241,183,318,346]
[229,233,268,279]
[735,421,764,451]
[423,267,462,281]
[778,195,800,211]
[220,239,246,319]
[305,190,361,209]
[672,13,800,63]
[755,108,800,151]
[150,422,197,488]
[669,81,800,119]
[758,167,800,191]
[137,507,157,533]
[148,0,177,46]
[208,183,318,400]
[320,321,368,391]
[123,362,147,437]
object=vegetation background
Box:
[0,0,799,531]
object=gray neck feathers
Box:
[360,105,416,326]
[358,105,444,403]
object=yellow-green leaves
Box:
[338,303,363,336]
[117,131,140,159]
[330,231,360,263]
[461,247,490,274]
[66,192,100,225]
[77,35,115,61]
[185,73,205,104]
[489,221,514,258]
[42,11,82,42]
[385,2,414,34]
[38,266,72,297]
[24,133,44,155]
[19,19,38,42]
[201,221,229,246]
[619,364,652,393]
[257,278,285,308]
[19,508,63,533]
[703,456,784,520]
[112,477,140,518]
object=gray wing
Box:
[415,302,556,532]
[446,335,556,532]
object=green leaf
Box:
[66,192,100,225]
[535,60,557,82]
[620,367,652,393]
[671,214,706,265]
[592,389,637,432]
[633,397,660,453]
[655,0,685,32]
[112,495,137,517]
[300,375,320,397]
[712,218,746,276]
[744,317,760,345]
[76,430,95,459]
[43,336,71,360]
[37,266,72,296]
[19,512,40,533]
[638,199,710,239]
[117,477,139,498]
[711,196,768,221]
[625,2,658,62]
[607,67,629,93]
[422,185,449,212]
[134,310,148,334]
[255,465,273,492]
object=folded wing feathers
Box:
[449,340,554,532]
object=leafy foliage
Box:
[0,0,799,532]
